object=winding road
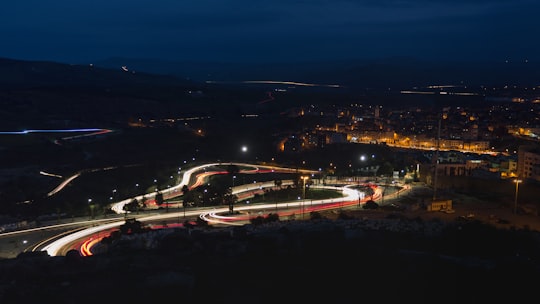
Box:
[2,162,384,258]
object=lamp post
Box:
[514,179,522,214]
[88,198,94,220]
[301,176,309,219]
[301,176,309,199]
[300,197,304,220]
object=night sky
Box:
[1,0,539,64]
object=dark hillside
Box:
[0,57,187,88]
[94,56,540,90]
[0,217,538,303]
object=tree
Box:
[155,191,164,209]
[377,161,394,177]
[181,184,189,194]
[122,203,130,218]
[183,190,200,207]
[125,198,139,212]
[266,213,280,222]
[181,185,190,214]
[363,200,379,210]
[119,218,145,234]
[223,188,237,214]
[362,185,375,200]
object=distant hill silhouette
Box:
[0,57,213,129]
[0,56,537,129]
[0,57,189,89]
[92,56,540,89]
[3,56,539,91]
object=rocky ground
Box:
[1,209,539,304]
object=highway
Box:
[40,184,372,257]
[1,162,389,258]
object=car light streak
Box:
[47,172,81,196]
[199,213,244,226]
[38,163,390,257]
[0,217,120,237]
[42,221,125,256]
[80,237,103,256]
[198,185,369,225]
[39,171,63,178]
[109,162,318,214]
[30,227,90,252]
[205,80,342,88]
[0,128,105,135]
[43,187,367,256]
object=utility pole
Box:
[432,118,441,202]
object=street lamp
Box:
[240,145,248,163]
[300,176,309,219]
[301,176,309,199]
[357,190,364,208]
[88,198,94,220]
[514,179,522,214]
[110,189,117,202]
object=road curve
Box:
[109,162,319,214]
[41,163,376,257]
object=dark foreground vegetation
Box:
[1,213,539,303]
